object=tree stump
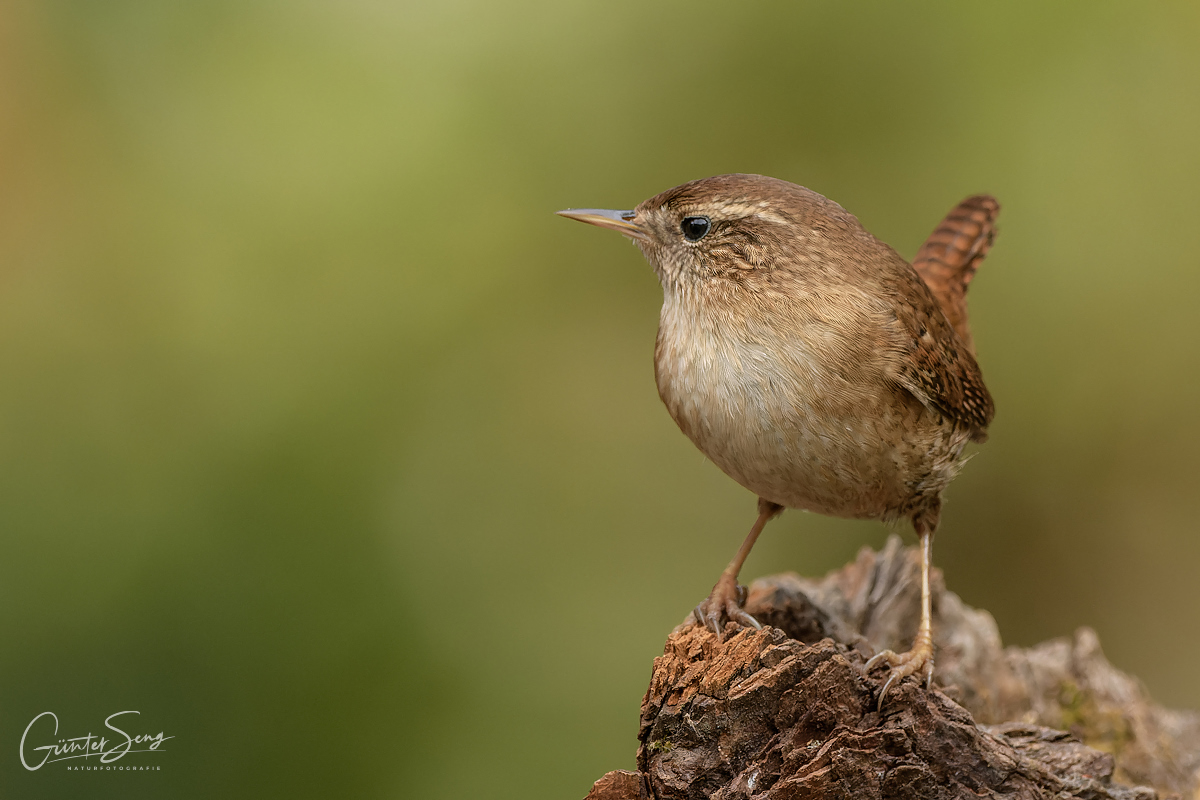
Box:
[584,536,1200,800]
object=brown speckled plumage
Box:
[911,194,999,357]
[634,175,993,520]
[558,174,1000,701]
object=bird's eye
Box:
[680,216,711,242]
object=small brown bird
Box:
[558,174,997,700]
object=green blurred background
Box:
[2,1,1198,798]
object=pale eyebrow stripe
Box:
[752,209,789,225]
[707,201,789,226]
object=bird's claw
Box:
[691,579,759,641]
[865,642,935,710]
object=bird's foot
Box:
[865,634,934,709]
[691,573,760,641]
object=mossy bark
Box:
[583,537,1200,800]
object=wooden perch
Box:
[584,536,1200,800]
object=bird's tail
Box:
[911,195,999,355]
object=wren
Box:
[558,174,998,701]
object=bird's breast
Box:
[653,294,965,520]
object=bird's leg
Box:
[692,499,782,640]
[866,516,936,707]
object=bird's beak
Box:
[556,208,648,242]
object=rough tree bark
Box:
[584,537,1200,800]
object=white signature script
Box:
[20,711,173,771]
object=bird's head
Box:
[558,174,864,295]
